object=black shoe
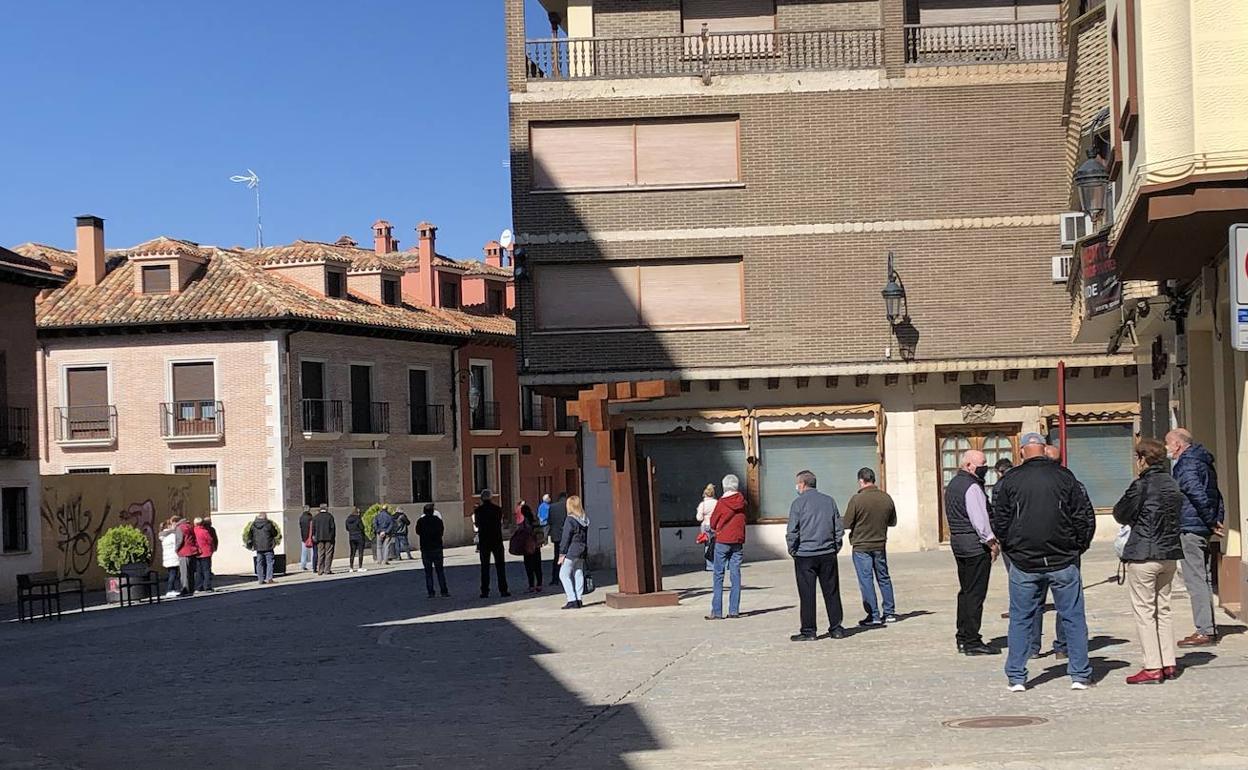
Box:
[828,626,846,640]
[858,617,885,628]
[500,591,512,598]
[561,601,578,610]
[882,614,899,624]
[427,592,436,599]
[440,591,450,598]
[480,592,490,599]
[790,632,817,642]
[963,643,1000,656]
[576,600,583,608]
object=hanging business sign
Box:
[1230,224,1248,351]
[1079,232,1120,319]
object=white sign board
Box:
[1232,224,1248,351]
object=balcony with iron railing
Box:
[161,401,224,441]
[301,399,344,436]
[55,405,117,446]
[470,401,501,432]
[904,20,1063,65]
[0,407,31,459]
[409,404,446,436]
[350,401,390,436]
[522,401,547,432]
[526,26,882,81]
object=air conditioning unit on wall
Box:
[1052,254,1073,283]
[1060,212,1091,247]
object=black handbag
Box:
[583,567,596,595]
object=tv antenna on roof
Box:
[229,169,263,248]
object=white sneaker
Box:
[1008,683,1026,693]
[164,591,178,599]
[357,568,367,573]
[1070,681,1089,691]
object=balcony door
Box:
[170,361,216,437]
[352,457,380,508]
[350,364,374,434]
[936,424,1019,542]
[65,366,110,440]
[409,369,430,433]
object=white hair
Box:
[722,474,740,493]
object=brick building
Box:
[14,216,576,575]
[0,248,66,599]
[1061,0,1248,615]
[507,0,1141,601]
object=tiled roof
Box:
[35,247,472,338]
[0,245,68,285]
[10,243,77,274]
[461,259,514,279]
[130,236,209,259]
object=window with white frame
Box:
[174,464,219,511]
[411,460,433,503]
[472,452,495,496]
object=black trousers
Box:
[348,539,365,570]
[794,553,843,635]
[479,541,509,594]
[523,551,543,587]
[955,551,992,645]
[423,548,448,596]
[550,542,562,585]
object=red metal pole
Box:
[1057,360,1068,467]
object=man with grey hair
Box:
[944,448,999,656]
[707,473,747,620]
[1166,427,1225,647]
[786,470,846,641]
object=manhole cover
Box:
[943,716,1049,729]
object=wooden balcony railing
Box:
[160,401,223,439]
[526,27,882,81]
[0,407,31,458]
[55,405,117,444]
[904,21,1063,64]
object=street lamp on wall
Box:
[881,250,907,325]
[1074,149,1110,223]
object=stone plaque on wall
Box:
[960,383,997,424]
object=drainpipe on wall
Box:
[38,341,49,463]
[449,342,467,451]
[284,330,296,452]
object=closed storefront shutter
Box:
[640,435,749,525]
[758,433,878,520]
[1055,423,1134,509]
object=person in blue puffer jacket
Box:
[1165,428,1225,647]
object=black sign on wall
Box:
[1080,232,1121,318]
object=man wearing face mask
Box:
[943,449,1000,656]
[991,433,1096,691]
[1166,428,1226,647]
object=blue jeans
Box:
[711,542,743,617]
[559,557,585,602]
[1028,586,1067,655]
[254,551,275,583]
[299,542,317,570]
[852,550,896,621]
[1006,564,1091,684]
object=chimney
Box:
[74,215,106,286]
[484,240,503,267]
[402,221,438,305]
[372,219,395,255]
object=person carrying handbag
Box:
[695,484,718,572]
[512,504,545,593]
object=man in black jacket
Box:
[312,506,336,575]
[474,490,510,598]
[416,503,449,598]
[991,433,1096,691]
[547,493,569,586]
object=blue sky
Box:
[0,1,533,261]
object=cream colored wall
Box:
[0,459,42,601]
[1112,0,1248,225]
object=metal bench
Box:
[116,564,162,608]
[16,571,85,622]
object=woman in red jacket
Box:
[193,517,216,592]
[175,517,200,597]
[707,474,747,620]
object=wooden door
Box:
[935,425,1020,542]
[499,454,516,518]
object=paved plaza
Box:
[0,546,1245,769]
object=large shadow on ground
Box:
[0,563,659,770]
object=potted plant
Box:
[97,525,154,603]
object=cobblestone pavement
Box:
[0,546,1245,769]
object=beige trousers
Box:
[1126,560,1178,669]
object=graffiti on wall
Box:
[40,474,210,589]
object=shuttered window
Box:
[1050,423,1134,509]
[172,362,215,402]
[681,0,776,33]
[141,265,172,294]
[66,367,108,407]
[639,435,749,525]
[535,259,743,331]
[530,117,740,191]
[758,433,879,521]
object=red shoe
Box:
[1162,666,1179,679]
[1125,668,1165,685]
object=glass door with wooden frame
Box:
[936,425,1019,542]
